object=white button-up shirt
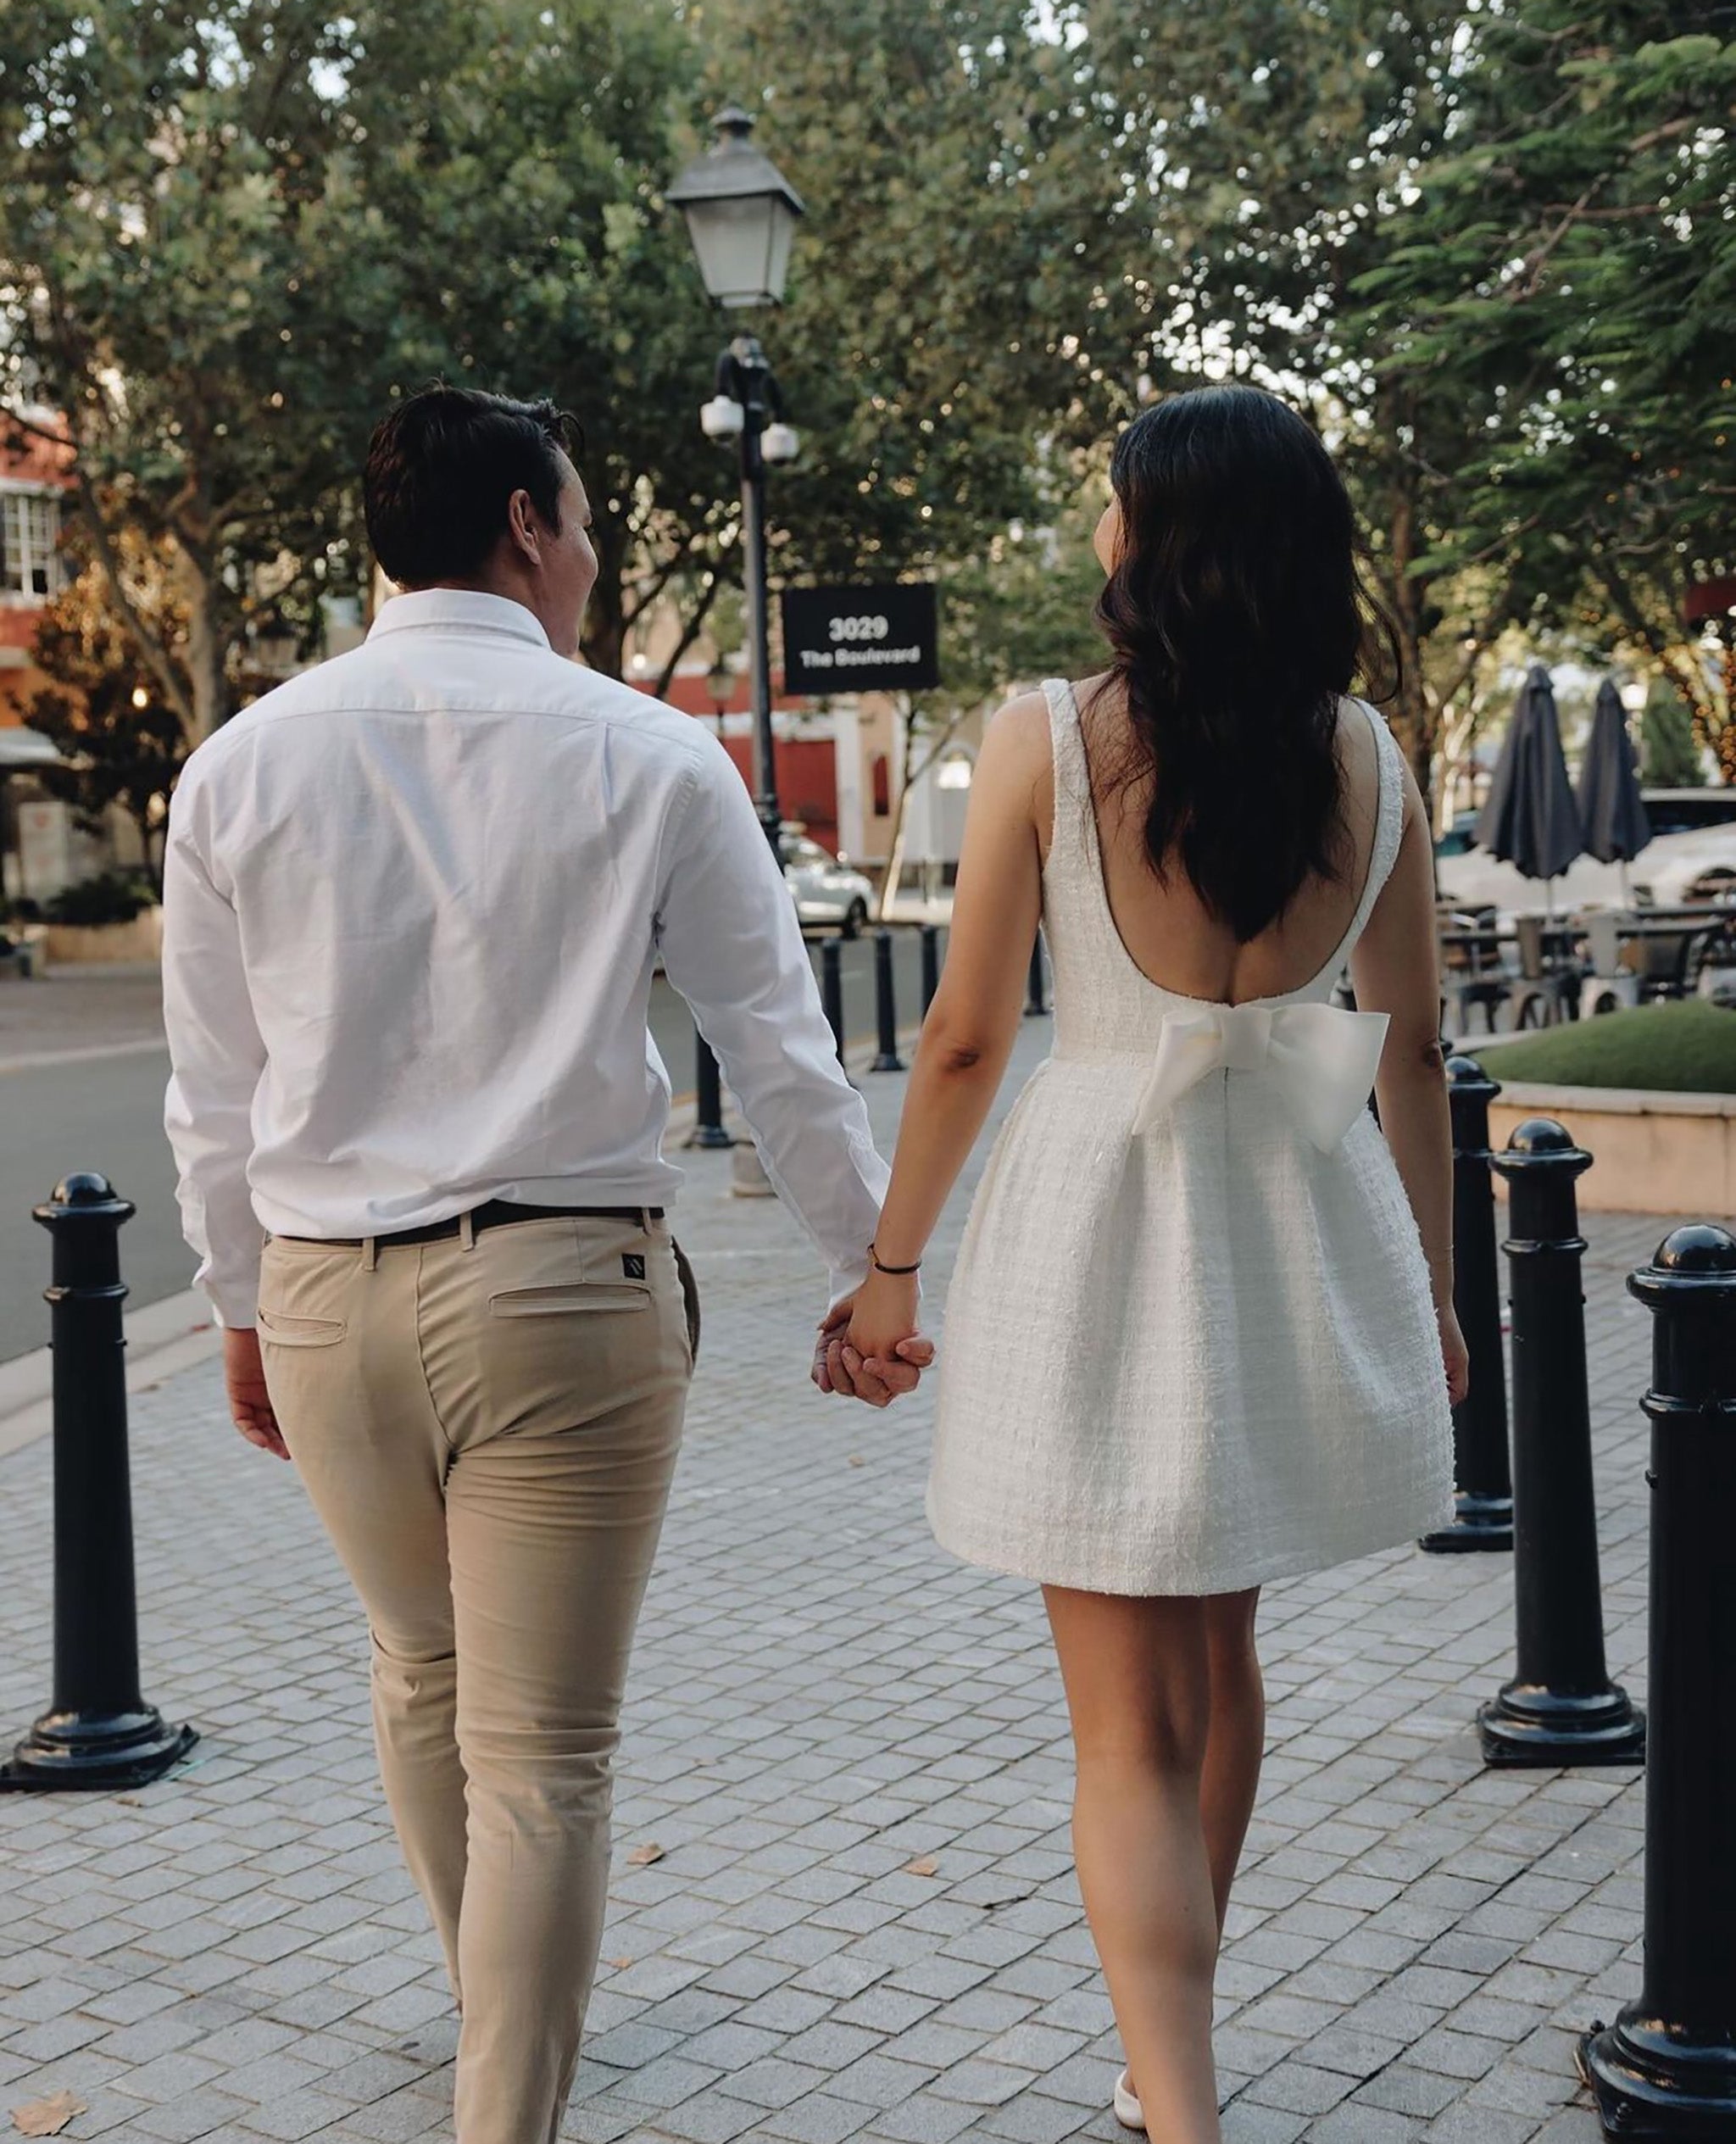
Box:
[163,588,888,1327]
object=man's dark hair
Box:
[364,386,583,588]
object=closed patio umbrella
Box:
[1577,679,1650,903]
[1475,663,1584,901]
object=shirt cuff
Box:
[825,1259,924,1317]
[201,1270,260,1331]
[826,1259,871,1315]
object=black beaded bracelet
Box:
[869,1244,922,1276]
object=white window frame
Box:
[0,482,66,604]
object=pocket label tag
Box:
[622,1253,647,1279]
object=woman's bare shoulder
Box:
[980,689,1053,769]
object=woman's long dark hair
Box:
[1092,385,1400,943]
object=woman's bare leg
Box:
[1044,1587,1221,2144]
[1200,1588,1265,1935]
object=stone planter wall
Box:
[42,907,164,966]
[1486,1079,1736,1216]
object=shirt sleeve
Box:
[161,771,268,1329]
[656,743,888,1307]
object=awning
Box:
[0,727,64,769]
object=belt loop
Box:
[363,1236,378,1273]
[459,1210,476,1252]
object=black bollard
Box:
[1580,1224,1736,2137]
[821,938,847,1066]
[870,927,905,1072]
[1422,1055,1514,1552]
[1,1176,197,1792]
[921,923,942,1016]
[1025,931,1049,1017]
[1477,1121,1644,1767]
[685,1033,734,1150]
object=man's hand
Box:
[225,1328,291,1461]
[812,1295,936,1409]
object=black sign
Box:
[781,583,939,695]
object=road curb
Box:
[0,1036,170,1077]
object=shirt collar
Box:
[367,588,553,651]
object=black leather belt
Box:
[287,1200,665,1250]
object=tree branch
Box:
[70,474,198,743]
[0,406,73,453]
[621,532,716,632]
[1516,181,1602,298]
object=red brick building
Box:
[0,417,75,729]
[649,665,841,855]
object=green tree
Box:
[4,0,1140,723]
[0,1,428,742]
[1353,3,1736,777]
[1641,677,1709,788]
[341,0,739,681]
[697,0,1129,596]
[1056,0,1498,798]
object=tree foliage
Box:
[27,551,188,879]
[1056,0,1494,788]
[1352,1,1736,775]
[0,1,418,740]
[1641,677,1709,788]
[3,0,1730,798]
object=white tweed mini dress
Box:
[926,680,1453,1596]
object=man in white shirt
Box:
[162,386,926,2144]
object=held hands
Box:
[811,1270,933,1408]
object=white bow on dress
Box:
[1130,1000,1390,1152]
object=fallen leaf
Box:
[848,1456,865,1468]
[903,1856,939,1878]
[12,2092,86,2137]
[607,1957,635,1969]
[626,1842,665,1867]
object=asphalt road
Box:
[0,929,935,1365]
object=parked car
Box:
[783,833,873,936]
[1436,788,1736,914]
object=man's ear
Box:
[506,487,542,566]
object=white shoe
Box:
[1113,2069,1146,2132]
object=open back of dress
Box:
[926,681,1453,1597]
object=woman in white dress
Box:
[827,386,1461,2141]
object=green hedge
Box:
[1474,1000,1736,1094]
[42,872,159,928]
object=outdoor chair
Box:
[1438,911,1510,1037]
[1508,916,1578,1029]
[1582,912,1640,1016]
[1628,927,1711,1005]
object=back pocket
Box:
[258,1307,348,1347]
[489,1282,650,1318]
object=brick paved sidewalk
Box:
[0,1019,1675,2143]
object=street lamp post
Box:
[670,105,804,866]
[705,653,734,746]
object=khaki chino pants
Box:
[258,1212,696,2144]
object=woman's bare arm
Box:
[1349,760,1467,1399]
[837,693,1049,1369]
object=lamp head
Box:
[670,105,804,309]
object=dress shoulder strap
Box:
[1344,699,1409,942]
[1040,677,1099,882]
